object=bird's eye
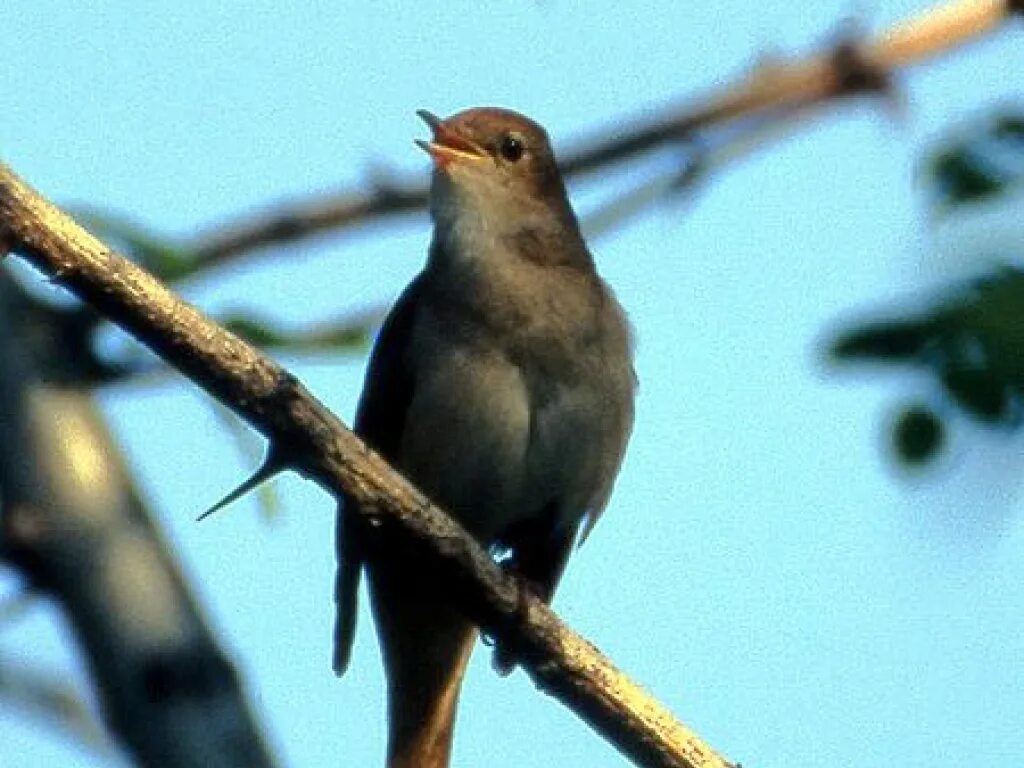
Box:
[498,134,525,162]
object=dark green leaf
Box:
[829,320,932,361]
[940,368,1013,424]
[927,149,1005,208]
[828,265,1024,430]
[921,110,1024,212]
[892,405,944,466]
[994,115,1024,143]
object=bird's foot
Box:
[489,568,541,676]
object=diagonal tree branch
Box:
[1,165,732,768]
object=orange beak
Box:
[415,110,485,169]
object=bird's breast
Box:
[399,289,632,543]
[398,335,531,541]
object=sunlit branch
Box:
[1,159,734,768]
[178,0,1017,270]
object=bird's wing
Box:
[577,360,637,544]
[333,273,425,675]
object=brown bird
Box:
[333,107,635,768]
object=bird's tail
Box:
[368,553,477,768]
[334,502,362,675]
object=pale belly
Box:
[396,344,611,544]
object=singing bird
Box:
[333,107,635,768]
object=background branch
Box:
[128,0,1017,273]
[0,267,280,768]
[0,658,112,759]
[46,0,1017,399]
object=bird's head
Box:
[416,108,577,239]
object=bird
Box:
[333,107,636,768]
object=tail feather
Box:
[333,502,362,676]
[368,549,476,768]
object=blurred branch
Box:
[0,590,37,628]
[582,100,825,238]
[1,164,733,768]
[0,659,113,758]
[188,177,424,274]
[219,307,382,354]
[95,306,384,384]
[156,0,1017,271]
[0,268,279,767]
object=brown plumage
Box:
[334,108,635,768]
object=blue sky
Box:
[3,2,1024,767]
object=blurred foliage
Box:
[74,208,198,283]
[96,310,380,384]
[830,107,1024,468]
[891,404,945,467]
[220,312,376,354]
[201,312,379,517]
[0,658,109,755]
[833,267,1024,423]
[71,209,381,358]
[830,266,1024,465]
[923,110,1024,214]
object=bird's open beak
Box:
[415,110,485,168]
